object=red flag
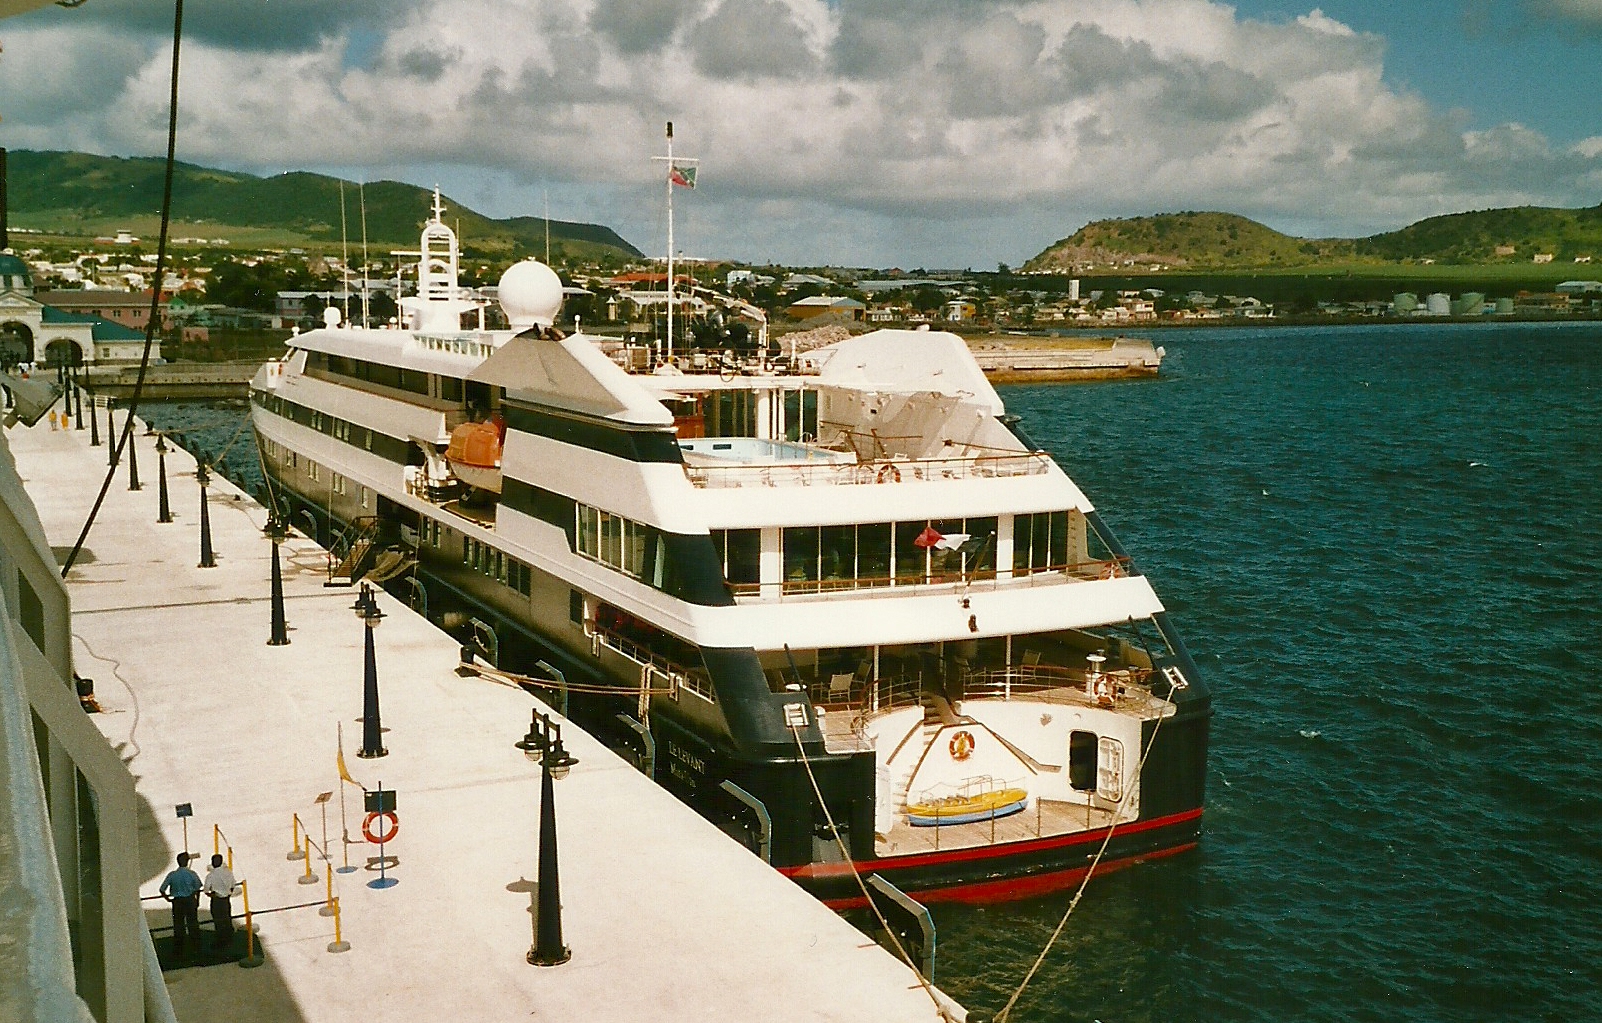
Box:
[913,526,943,549]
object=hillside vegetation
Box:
[1026,206,1602,272]
[5,150,642,262]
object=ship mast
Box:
[652,122,696,363]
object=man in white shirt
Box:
[203,854,239,949]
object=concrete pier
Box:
[10,417,963,1023]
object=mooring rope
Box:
[787,723,959,1023]
[59,0,185,577]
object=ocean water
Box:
[142,322,1602,1022]
[934,322,1602,1022]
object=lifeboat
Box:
[907,787,1029,827]
[445,417,504,494]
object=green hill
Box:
[3,150,643,262]
[1026,206,1602,272]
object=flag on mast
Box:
[669,164,697,189]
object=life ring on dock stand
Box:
[876,463,902,484]
[362,811,399,845]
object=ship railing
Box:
[810,664,1153,719]
[684,450,1051,489]
[589,625,716,704]
[729,556,1129,602]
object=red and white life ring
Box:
[876,463,902,484]
[362,811,399,844]
[948,729,975,761]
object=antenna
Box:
[544,189,551,265]
[359,181,371,328]
[339,180,351,326]
[651,123,696,364]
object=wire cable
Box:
[59,0,185,577]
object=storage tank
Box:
[1495,297,1515,315]
[1393,293,1419,314]
[1425,293,1451,315]
[1451,292,1485,316]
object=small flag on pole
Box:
[669,164,696,189]
[336,722,362,788]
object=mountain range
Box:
[1024,208,1602,273]
[2,150,643,262]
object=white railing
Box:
[684,450,1052,489]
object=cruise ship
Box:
[248,197,1210,906]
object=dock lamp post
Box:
[354,584,388,759]
[196,460,216,568]
[154,434,173,523]
[515,710,577,967]
[265,515,290,646]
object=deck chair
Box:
[1020,650,1042,677]
[828,672,854,702]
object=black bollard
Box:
[197,461,215,568]
[155,434,173,523]
[89,396,100,447]
[107,405,117,467]
[355,584,388,758]
[72,372,84,430]
[127,421,141,491]
[267,516,289,645]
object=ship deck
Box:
[10,417,963,1023]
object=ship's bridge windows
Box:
[576,504,668,589]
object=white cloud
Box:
[3,0,1599,266]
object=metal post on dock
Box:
[89,395,100,447]
[127,420,141,491]
[197,460,216,568]
[154,434,172,523]
[106,404,117,467]
[72,372,84,430]
[266,515,289,645]
[354,585,387,758]
[516,710,577,967]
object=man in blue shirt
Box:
[159,852,203,961]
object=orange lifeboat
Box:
[445,418,503,494]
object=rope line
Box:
[787,724,958,1023]
[59,0,185,577]
[992,703,1173,1023]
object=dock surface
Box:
[10,417,962,1023]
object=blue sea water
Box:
[144,322,1602,1022]
[934,322,1602,1022]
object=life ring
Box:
[362,811,399,844]
[1101,559,1120,579]
[876,463,902,484]
[948,729,975,761]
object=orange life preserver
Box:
[362,810,399,844]
[876,463,902,484]
[949,729,975,761]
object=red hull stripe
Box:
[818,841,1198,910]
[778,806,1203,881]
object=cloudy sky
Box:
[3,0,1601,267]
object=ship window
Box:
[360,487,370,509]
[782,387,819,442]
[441,376,463,402]
[857,522,891,584]
[332,474,346,495]
[712,529,760,587]
[308,460,320,482]
[783,526,820,588]
[1013,511,1068,574]
[16,570,45,654]
[1069,730,1098,791]
[570,590,584,624]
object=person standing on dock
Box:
[159,853,203,960]
[203,854,239,949]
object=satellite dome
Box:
[498,260,563,329]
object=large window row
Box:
[712,512,1075,595]
[576,503,679,592]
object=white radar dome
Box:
[498,259,564,329]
